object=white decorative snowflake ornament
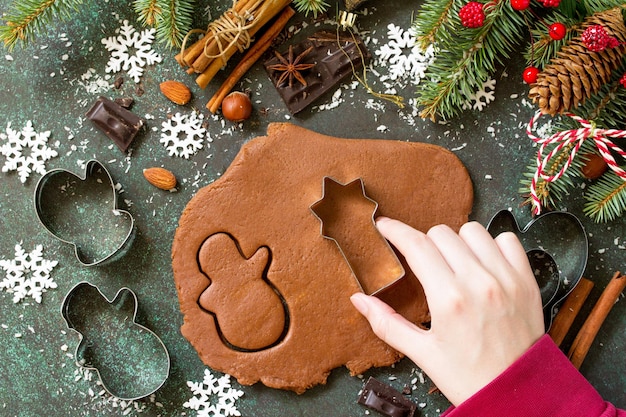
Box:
[160,112,207,159]
[184,369,244,417]
[462,77,497,111]
[374,24,436,84]
[0,121,58,183]
[0,243,58,303]
[101,20,162,83]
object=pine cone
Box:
[528,7,626,115]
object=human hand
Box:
[350,217,544,406]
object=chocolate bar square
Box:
[264,31,371,114]
[358,377,418,417]
[86,96,144,152]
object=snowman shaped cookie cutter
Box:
[61,282,170,400]
[34,159,135,266]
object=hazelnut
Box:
[221,91,252,122]
[581,153,608,179]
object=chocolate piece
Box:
[114,97,134,109]
[86,96,144,152]
[358,377,417,417]
[264,31,370,114]
[113,76,124,89]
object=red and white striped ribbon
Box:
[526,111,626,215]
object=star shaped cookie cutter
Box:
[310,176,405,295]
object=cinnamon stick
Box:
[568,271,626,369]
[548,278,594,347]
[191,0,263,73]
[176,0,256,69]
[177,35,212,67]
[207,6,295,113]
[196,0,291,89]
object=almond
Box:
[159,80,192,105]
[143,167,177,190]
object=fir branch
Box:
[415,1,526,120]
[584,171,626,222]
[292,0,330,18]
[154,0,195,48]
[0,0,82,50]
[134,0,163,27]
[414,0,456,49]
[525,13,577,68]
[578,0,626,17]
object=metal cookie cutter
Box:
[310,176,405,295]
[61,282,170,400]
[486,210,588,330]
[34,159,135,266]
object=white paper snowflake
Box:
[101,20,162,83]
[184,369,244,417]
[462,77,497,111]
[0,121,58,183]
[160,112,207,159]
[374,23,436,84]
[0,243,58,303]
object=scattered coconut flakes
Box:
[74,68,112,94]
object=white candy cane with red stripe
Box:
[526,111,626,215]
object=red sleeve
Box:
[440,334,625,417]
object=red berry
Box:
[523,66,540,84]
[510,0,530,11]
[581,25,617,52]
[539,0,560,7]
[548,22,567,40]
[620,73,626,88]
[459,2,485,28]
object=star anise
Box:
[268,45,316,88]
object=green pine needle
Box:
[155,0,195,48]
[134,0,194,48]
[134,0,163,27]
[292,0,330,18]
[0,0,83,50]
[584,171,626,223]
[414,0,525,120]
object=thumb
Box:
[350,292,426,357]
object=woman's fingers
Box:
[375,217,454,295]
[350,293,426,357]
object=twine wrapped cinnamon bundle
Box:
[176,0,292,89]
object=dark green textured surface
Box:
[0,1,624,416]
